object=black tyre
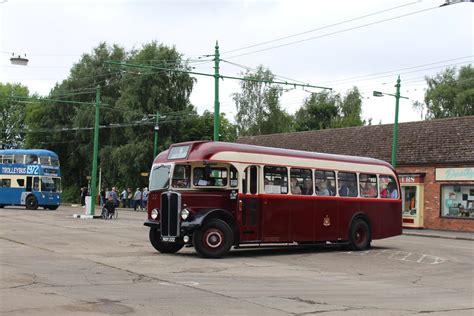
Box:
[149,228,184,254]
[101,208,108,220]
[193,219,233,258]
[25,195,38,210]
[0,205,5,208]
[348,219,371,251]
[48,205,59,210]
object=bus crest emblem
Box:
[323,215,331,226]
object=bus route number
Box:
[27,165,40,175]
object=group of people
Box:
[98,187,149,211]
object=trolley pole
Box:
[153,111,159,159]
[213,41,220,142]
[89,86,100,216]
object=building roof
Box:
[236,116,474,166]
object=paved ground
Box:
[1,205,473,315]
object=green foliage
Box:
[416,65,474,119]
[294,87,364,131]
[0,83,30,148]
[233,66,293,136]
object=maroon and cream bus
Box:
[144,141,402,258]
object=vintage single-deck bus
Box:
[144,141,402,258]
[0,149,61,210]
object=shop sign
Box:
[435,168,474,181]
[399,174,425,184]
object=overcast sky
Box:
[1,0,473,125]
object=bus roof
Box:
[0,149,59,157]
[153,141,395,171]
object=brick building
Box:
[237,116,474,232]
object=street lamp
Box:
[373,75,409,168]
[10,53,28,66]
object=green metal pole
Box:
[153,111,159,159]
[391,76,401,168]
[213,41,220,142]
[89,86,100,215]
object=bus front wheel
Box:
[348,219,371,251]
[149,228,184,254]
[25,196,38,210]
[193,219,233,258]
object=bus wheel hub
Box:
[205,229,223,248]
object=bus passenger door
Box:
[239,165,261,242]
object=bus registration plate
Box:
[162,237,175,242]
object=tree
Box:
[332,87,365,128]
[0,83,30,148]
[294,91,339,131]
[414,65,474,119]
[294,87,365,131]
[233,66,293,136]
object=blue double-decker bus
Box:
[0,149,61,210]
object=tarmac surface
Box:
[1,205,473,315]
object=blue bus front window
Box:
[150,165,171,190]
[51,158,59,166]
[41,177,59,192]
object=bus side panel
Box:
[289,197,315,242]
[315,198,339,242]
[350,199,381,240]
[335,199,359,241]
[261,195,290,242]
[0,188,24,205]
[374,201,402,239]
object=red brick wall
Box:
[397,165,474,232]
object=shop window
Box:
[379,175,398,199]
[315,170,336,196]
[441,185,474,218]
[264,166,288,194]
[338,172,358,197]
[290,168,312,195]
[359,174,378,198]
[402,186,417,216]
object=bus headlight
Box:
[151,208,159,220]
[181,208,190,220]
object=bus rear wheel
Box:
[348,219,371,251]
[25,196,38,210]
[193,219,233,258]
[149,228,184,254]
[48,205,59,210]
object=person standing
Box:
[80,187,87,206]
[120,188,127,208]
[142,187,149,210]
[127,187,133,208]
[133,188,142,211]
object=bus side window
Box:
[264,166,288,194]
[26,177,32,191]
[249,166,257,194]
[17,179,25,187]
[1,178,11,188]
[230,166,238,187]
[338,172,358,197]
[33,177,40,191]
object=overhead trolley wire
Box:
[224,5,440,59]
[222,1,421,55]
